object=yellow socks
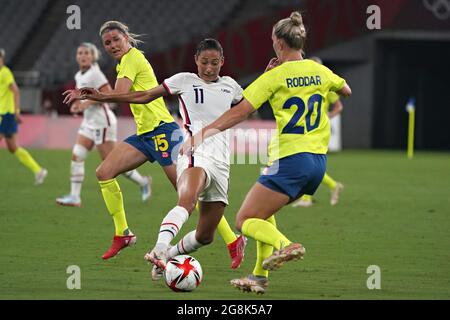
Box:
[252,215,276,278]
[217,215,237,245]
[99,179,129,236]
[242,217,291,250]
[322,173,337,190]
[301,194,313,202]
[14,147,41,174]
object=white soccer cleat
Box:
[35,168,48,185]
[330,182,344,206]
[56,194,81,207]
[141,176,152,202]
[145,244,173,280]
[262,243,306,271]
[230,274,269,294]
[151,264,164,281]
[292,198,313,208]
[144,246,168,270]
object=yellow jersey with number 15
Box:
[243,59,346,163]
[116,47,174,135]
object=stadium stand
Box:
[268,0,304,7]
[2,0,307,87]
[32,0,241,85]
[0,0,50,65]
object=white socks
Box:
[70,161,84,198]
[156,206,189,249]
[122,169,147,187]
[167,230,203,259]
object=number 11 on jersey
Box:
[194,88,204,104]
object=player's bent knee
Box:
[95,165,112,181]
[95,167,104,180]
[196,233,214,245]
[72,144,88,161]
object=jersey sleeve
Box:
[231,79,244,105]
[322,65,346,92]
[162,72,187,95]
[242,71,274,110]
[90,67,109,90]
[116,53,138,82]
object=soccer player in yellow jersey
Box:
[64,22,243,265]
[181,12,352,293]
[64,21,180,259]
[56,43,151,208]
[0,48,48,185]
[292,56,344,208]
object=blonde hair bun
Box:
[290,11,303,26]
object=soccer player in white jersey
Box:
[56,43,151,207]
[72,39,247,276]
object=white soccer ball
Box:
[163,255,203,292]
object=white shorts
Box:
[78,123,117,145]
[176,154,230,205]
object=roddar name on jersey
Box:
[286,76,321,88]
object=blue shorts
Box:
[258,153,326,202]
[124,122,183,167]
[0,113,18,137]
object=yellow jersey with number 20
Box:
[243,59,346,163]
[116,47,174,135]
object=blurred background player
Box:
[292,57,344,208]
[75,39,247,276]
[0,48,48,185]
[56,43,151,207]
[181,12,352,293]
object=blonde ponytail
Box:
[273,11,307,50]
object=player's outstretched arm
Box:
[81,85,167,104]
[181,99,255,156]
[63,84,167,105]
[81,84,167,104]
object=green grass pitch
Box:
[0,149,449,299]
